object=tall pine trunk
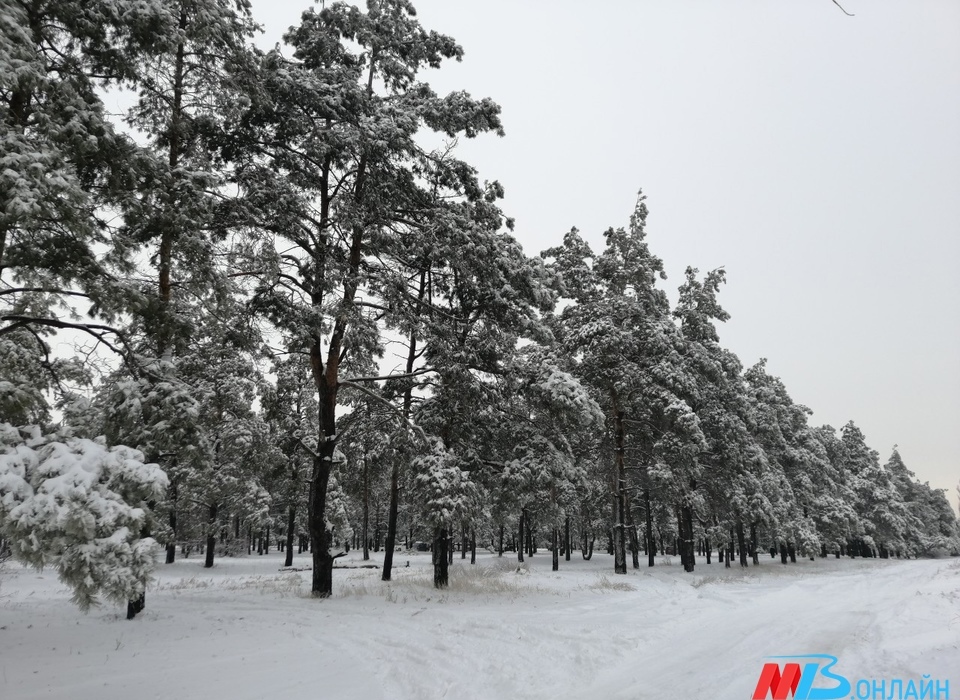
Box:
[626,504,640,569]
[736,518,748,568]
[552,526,559,571]
[680,503,695,572]
[433,526,449,588]
[308,441,334,596]
[362,453,370,561]
[644,488,655,567]
[381,457,400,580]
[517,508,525,563]
[204,503,218,568]
[129,3,190,621]
[383,277,424,581]
[284,504,296,568]
[165,480,178,564]
[611,388,627,575]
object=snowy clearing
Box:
[1,551,958,700]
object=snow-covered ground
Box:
[1,549,957,700]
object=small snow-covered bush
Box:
[589,574,636,592]
[0,423,168,610]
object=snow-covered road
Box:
[1,551,957,699]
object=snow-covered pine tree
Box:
[884,448,959,556]
[0,423,168,610]
[229,0,507,597]
[408,208,562,586]
[172,297,273,568]
[261,355,319,567]
[113,2,260,588]
[336,399,402,561]
[741,363,804,560]
[123,0,259,358]
[834,421,909,558]
[0,0,207,613]
[544,193,705,573]
[494,350,602,572]
[672,267,758,568]
[1,0,175,332]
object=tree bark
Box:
[284,504,296,568]
[611,387,627,575]
[581,525,595,560]
[362,453,370,561]
[204,503,218,569]
[644,488,655,567]
[552,526,559,571]
[381,456,400,580]
[565,516,571,562]
[383,269,425,581]
[163,476,178,564]
[680,504,695,572]
[517,509,525,563]
[433,526,449,588]
[308,448,334,597]
[126,593,145,620]
[736,518,748,568]
[626,502,640,570]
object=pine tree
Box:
[0,0,193,613]
[232,0,505,596]
[544,194,704,573]
[834,422,908,557]
[261,355,319,567]
[0,423,168,610]
[673,267,758,568]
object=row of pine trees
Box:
[1,0,957,610]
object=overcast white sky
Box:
[252,0,960,509]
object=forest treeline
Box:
[1,0,957,612]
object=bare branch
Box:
[832,0,854,16]
[294,437,319,460]
[0,315,143,378]
[344,368,433,384]
[19,323,65,394]
[0,287,91,299]
[339,380,428,443]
